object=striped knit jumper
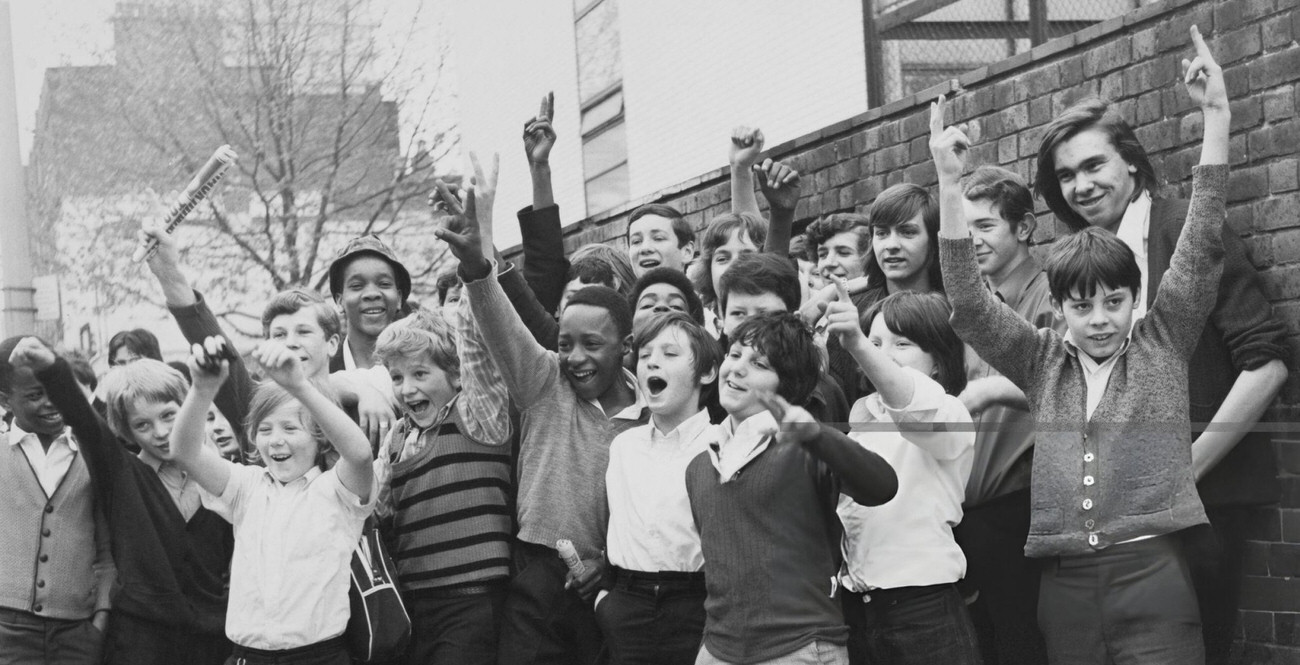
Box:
[388,406,513,594]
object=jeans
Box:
[1037,534,1204,665]
[496,541,603,665]
[595,568,705,665]
[695,640,848,665]
[404,585,506,665]
[101,610,231,665]
[0,609,103,665]
[846,583,983,665]
[224,635,349,665]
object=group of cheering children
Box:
[0,25,1290,665]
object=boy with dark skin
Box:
[433,154,644,665]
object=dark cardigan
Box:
[37,358,234,637]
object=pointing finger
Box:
[834,277,851,302]
[1189,25,1211,61]
[930,94,945,137]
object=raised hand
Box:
[730,126,765,170]
[823,279,867,352]
[469,151,500,256]
[523,92,557,165]
[8,337,56,372]
[757,391,821,446]
[755,158,801,211]
[253,340,308,392]
[139,217,183,271]
[187,336,231,393]
[928,94,970,186]
[1183,26,1227,114]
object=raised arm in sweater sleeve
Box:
[1214,226,1290,370]
[37,358,129,503]
[518,204,570,316]
[498,262,560,350]
[92,504,115,614]
[169,290,254,455]
[804,424,898,507]
[464,262,561,410]
[454,286,513,446]
[1143,165,1228,357]
[939,238,1048,391]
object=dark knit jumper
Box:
[36,358,233,638]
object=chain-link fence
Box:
[869,0,1158,104]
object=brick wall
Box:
[513,0,1300,656]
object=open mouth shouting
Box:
[405,398,433,420]
[645,375,668,396]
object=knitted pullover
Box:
[0,430,114,620]
[466,264,646,559]
[37,358,233,635]
[386,409,512,594]
[686,423,898,663]
[939,165,1226,557]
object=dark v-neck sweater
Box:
[37,359,233,636]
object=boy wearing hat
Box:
[328,234,413,371]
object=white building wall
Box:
[449,0,867,248]
[446,0,585,251]
[618,0,867,200]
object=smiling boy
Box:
[0,336,115,665]
[372,305,512,665]
[432,169,647,665]
[15,343,235,665]
[627,204,696,278]
[328,234,412,371]
[933,28,1233,663]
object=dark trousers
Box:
[1037,534,1204,665]
[595,568,706,665]
[497,541,603,665]
[1185,506,1255,665]
[843,583,982,665]
[404,585,507,665]
[101,610,231,665]
[0,609,103,665]
[954,490,1047,665]
[224,636,349,665]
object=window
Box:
[574,0,628,215]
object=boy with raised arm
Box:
[933,27,1229,664]
[432,155,646,665]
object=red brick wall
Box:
[512,0,1299,654]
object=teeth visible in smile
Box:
[269,453,291,462]
[572,370,595,380]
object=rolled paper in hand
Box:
[132,145,238,262]
[556,539,586,576]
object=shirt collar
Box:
[586,369,646,420]
[1116,191,1152,252]
[341,336,357,371]
[262,465,323,486]
[650,408,712,445]
[7,422,76,451]
[991,255,1045,311]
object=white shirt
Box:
[209,463,376,650]
[140,453,209,522]
[9,424,78,498]
[605,409,713,573]
[837,368,974,592]
[705,411,779,482]
[1063,333,1133,421]
[1115,191,1152,321]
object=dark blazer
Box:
[1146,197,1289,507]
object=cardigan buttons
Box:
[1083,475,1095,486]
[1085,519,1095,529]
[1082,499,1093,510]
[1088,533,1099,547]
[1083,453,1094,462]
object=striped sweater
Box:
[386,407,513,594]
